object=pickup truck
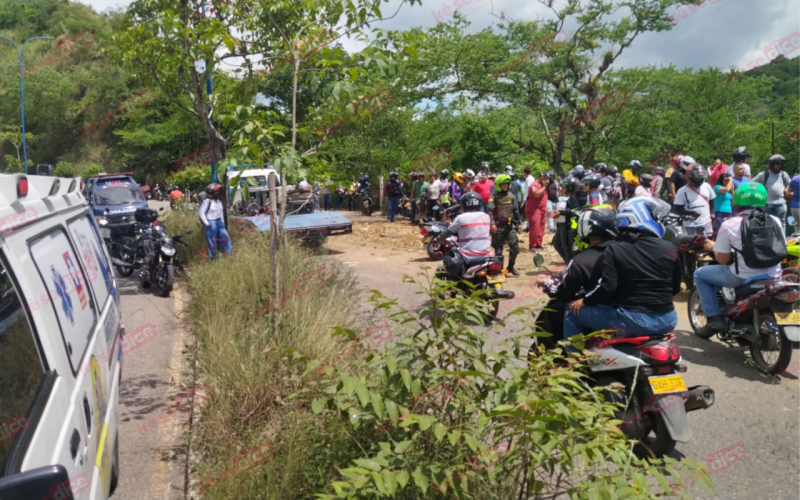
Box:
[234,210,352,246]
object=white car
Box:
[0,174,122,499]
[227,168,283,212]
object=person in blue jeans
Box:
[563,197,681,349]
[384,171,403,222]
[693,182,785,336]
[199,184,232,260]
[791,172,800,235]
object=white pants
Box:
[546,200,555,232]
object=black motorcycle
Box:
[107,208,191,297]
[359,189,373,216]
[661,212,711,291]
[431,225,515,319]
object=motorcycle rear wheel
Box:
[750,310,793,375]
[687,288,714,339]
[426,242,443,261]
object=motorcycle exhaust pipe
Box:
[684,385,715,412]
[111,257,134,268]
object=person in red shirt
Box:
[471,171,494,212]
[525,172,550,250]
[707,155,728,186]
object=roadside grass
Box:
[165,211,374,499]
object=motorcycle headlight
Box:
[97,217,108,226]
[161,246,176,256]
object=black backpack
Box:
[734,208,787,270]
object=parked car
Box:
[0,173,122,499]
[85,173,149,240]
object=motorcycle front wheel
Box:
[750,310,793,374]
[156,263,175,298]
[108,243,135,278]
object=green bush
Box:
[80,163,104,178]
[53,162,75,177]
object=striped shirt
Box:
[447,211,491,256]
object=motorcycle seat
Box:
[734,280,774,298]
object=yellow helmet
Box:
[454,172,464,183]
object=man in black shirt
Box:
[563,198,681,347]
[668,155,693,202]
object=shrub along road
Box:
[325,218,800,500]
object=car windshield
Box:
[93,185,144,205]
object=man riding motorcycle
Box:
[439,192,492,279]
[693,182,786,336]
[488,174,522,276]
[563,197,682,349]
[623,160,644,197]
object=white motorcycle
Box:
[532,254,715,458]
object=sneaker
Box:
[508,268,520,276]
[528,248,536,253]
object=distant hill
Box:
[742,54,799,112]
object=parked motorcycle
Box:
[687,259,800,374]
[106,208,191,297]
[359,189,373,216]
[531,254,715,458]
[399,196,413,219]
[432,225,515,319]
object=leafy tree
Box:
[53,161,75,177]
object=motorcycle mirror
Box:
[533,253,545,267]
[184,229,193,235]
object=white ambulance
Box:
[0,174,122,499]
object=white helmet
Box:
[298,180,310,191]
[679,156,695,169]
[505,165,514,173]
[465,169,475,179]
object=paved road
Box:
[113,199,189,500]
[325,225,800,500]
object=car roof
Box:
[0,174,84,220]
[93,174,137,184]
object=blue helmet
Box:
[615,197,669,238]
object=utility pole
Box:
[0,35,52,174]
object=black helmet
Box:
[768,154,787,166]
[572,165,585,177]
[629,160,644,172]
[593,162,607,173]
[585,175,602,190]
[607,165,618,176]
[732,147,751,162]
[653,166,665,176]
[564,177,579,194]
[544,170,555,179]
[389,171,398,178]
[685,164,707,187]
[480,161,490,172]
[460,191,482,212]
[205,183,222,197]
[639,173,654,188]
[409,172,418,179]
[440,169,450,177]
[577,207,618,241]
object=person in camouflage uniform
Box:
[488,174,521,275]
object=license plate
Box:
[648,375,687,395]
[776,312,800,324]
[486,274,506,284]
[422,237,430,243]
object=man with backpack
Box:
[694,183,787,337]
[752,154,792,226]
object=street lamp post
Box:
[0,35,53,175]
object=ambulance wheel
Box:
[110,432,120,495]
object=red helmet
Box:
[671,155,683,168]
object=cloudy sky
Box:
[81,0,798,72]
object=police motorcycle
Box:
[104,208,191,297]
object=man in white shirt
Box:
[725,147,751,177]
[424,173,443,221]
[199,184,232,260]
[693,183,785,336]
[672,165,716,235]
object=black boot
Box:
[507,253,520,276]
[698,315,725,337]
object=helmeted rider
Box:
[595,163,612,199]
[694,182,786,336]
[672,163,715,235]
[563,197,682,350]
[586,174,606,206]
[199,183,232,260]
[539,206,618,347]
[565,164,586,185]
[488,174,522,276]
[635,174,654,198]
[449,172,465,204]
[384,171,403,222]
[439,191,492,279]
[623,160,644,197]
[726,146,752,178]
[505,165,522,203]
[668,155,695,201]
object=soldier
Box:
[488,174,521,275]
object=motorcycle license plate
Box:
[486,274,506,284]
[776,312,800,324]
[422,237,431,243]
[648,375,687,395]
[100,227,111,239]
